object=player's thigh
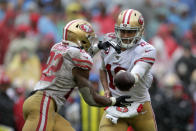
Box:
[129,101,157,131]
[54,113,75,131]
[22,91,56,131]
[99,112,128,131]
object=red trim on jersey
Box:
[75,64,91,70]
[40,73,55,82]
[72,58,93,65]
[134,57,155,65]
[134,60,154,65]
[141,57,155,61]
[36,93,46,131]
[122,10,128,24]
[127,9,133,24]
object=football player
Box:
[99,9,157,131]
[22,19,133,131]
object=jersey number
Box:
[106,64,126,89]
[40,51,63,82]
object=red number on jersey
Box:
[40,51,63,82]
[140,42,149,47]
[106,64,126,90]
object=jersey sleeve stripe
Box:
[75,64,91,70]
[134,57,155,65]
[72,58,93,65]
[134,60,154,65]
[140,57,155,61]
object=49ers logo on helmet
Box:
[80,24,93,33]
[138,16,144,25]
[116,107,128,113]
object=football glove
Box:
[110,96,133,106]
[98,41,121,54]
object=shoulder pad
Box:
[68,47,93,70]
[134,40,156,65]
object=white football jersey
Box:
[34,42,93,110]
[101,33,156,103]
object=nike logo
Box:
[145,50,152,53]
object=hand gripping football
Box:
[114,71,135,91]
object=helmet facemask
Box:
[115,25,144,49]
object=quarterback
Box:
[99,9,157,131]
[22,19,132,131]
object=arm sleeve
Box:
[131,46,156,81]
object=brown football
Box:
[114,71,135,91]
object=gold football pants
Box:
[22,91,75,131]
[99,101,157,131]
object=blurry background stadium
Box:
[0,0,196,131]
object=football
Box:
[114,71,135,91]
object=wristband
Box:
[110,97,116,106]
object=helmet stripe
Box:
[125,9,133,24]
[63,20,78,40]
[122,10,128,24]
[127,9,133,24]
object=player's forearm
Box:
[79,86,112,107]
[75,72,112,107]
[100,69,109,91]
[130,61,151,83]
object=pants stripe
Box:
[43,96,51,131]
[36,92,50,131]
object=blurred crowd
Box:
[0,0,196,131]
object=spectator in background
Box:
[174,3,192,40]
[184,20,196,55]
[4,24,37,67]
[174,43,196,94]
[145,7,168,41]
[57,2,85,41]
[149,76,168,131]
[15,1,41,43]
[92,1,116,35]
[0,0,8,21]
[166,84,193,131]
[6,47,41,92]
[0,71,15,130]
[38,6,60,42]
[0,9,16,65]
[65,2,84,22]
[150,24,179,80]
